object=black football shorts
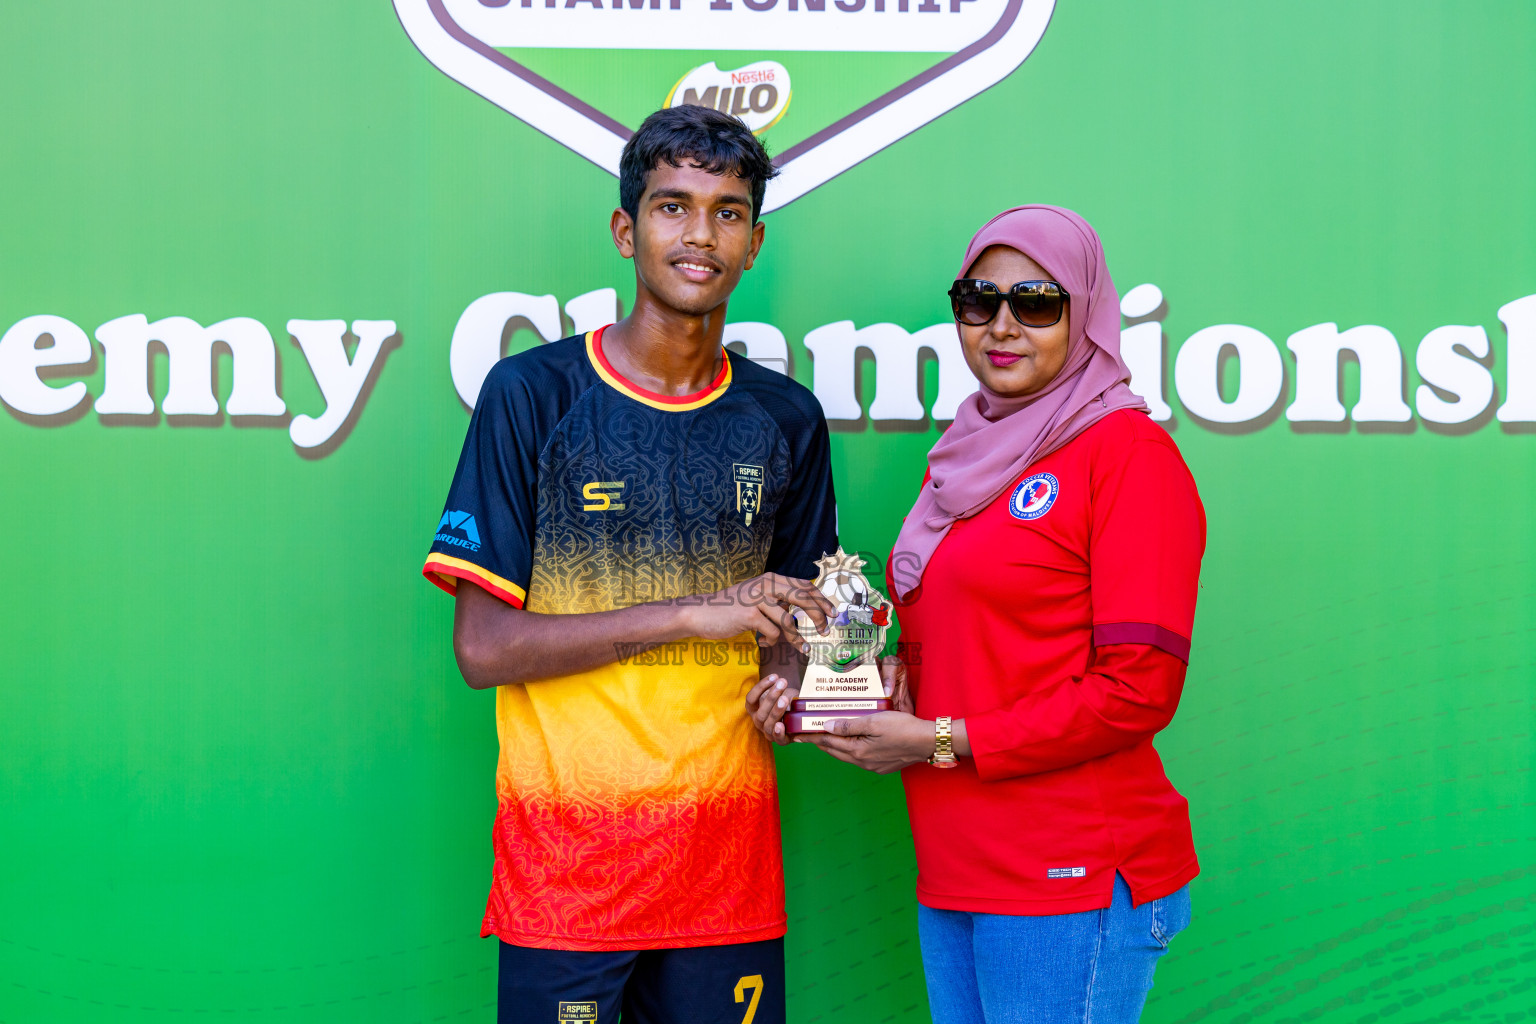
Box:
[497,937,785,1024]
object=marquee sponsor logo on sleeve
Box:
[436,510,483,551]
[1009,472,1057,521]
[392,0,1056,211]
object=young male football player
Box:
[422,105,838,1024]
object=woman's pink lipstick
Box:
[987,350,1023,367]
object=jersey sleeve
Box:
[421,362,540,608]
[1088,436,1206,661]
[763,410,838,582]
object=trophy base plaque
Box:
[785,699,892,734]
[786,663,890,735]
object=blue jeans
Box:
[918,874,1191,1024]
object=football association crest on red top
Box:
[1009,471,1057,520]
[393,0,1055,212]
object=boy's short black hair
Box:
[620,106,779,223]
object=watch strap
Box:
[929,716,958,767]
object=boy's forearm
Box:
[454,584,698,688]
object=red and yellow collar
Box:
[586,325,732,412]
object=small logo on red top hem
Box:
[1047,866,1087,879]
[1010,473,1059,521]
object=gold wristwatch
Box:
[929,716,959,768]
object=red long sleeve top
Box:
[893,410,1205,914]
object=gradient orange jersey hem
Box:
[422,553,527,608]
[474,769,788,952]
[479,920,788,953]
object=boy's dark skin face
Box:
[603,160,765,396]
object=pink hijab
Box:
[889,205,1147,599]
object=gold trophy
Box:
[785,549,894,734]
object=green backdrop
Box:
[3,2,1534,1022]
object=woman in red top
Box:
[752,206,1204,1023]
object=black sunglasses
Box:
[948,279,1070,328]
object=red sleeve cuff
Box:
[422,554,527,609]
[1093,621,1190,663]
[964,710,1013,783]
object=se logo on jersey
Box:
[1009,472,1058,521]
[582,481,627,512]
